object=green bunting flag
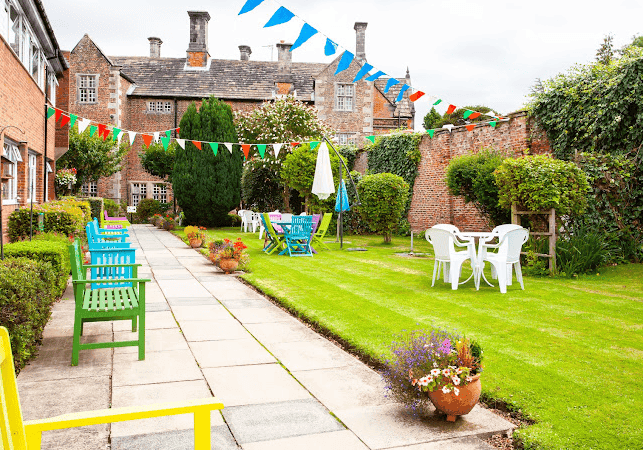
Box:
[489,121,497,128]
[257,144,266,158]
[463,110,473,120]
[166,130,171,138]
[112,128,121,142]
[46,107,55,119]
[310,141,320,150]
[209,142,219,155]
[69,114,77,128]
[89,125,97,137]
[427,130,435,138]
[366,136,375,144]
[160,135,170,150]
[433,99,442,106]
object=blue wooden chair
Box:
[283,216,313,257]
[87,221,128,243]
[89,245,137,290]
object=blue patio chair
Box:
[89,245,136,290]
[283,216,313,257]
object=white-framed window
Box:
[335,83,354,111]
[78,75,98,103]
[28,152,37,202]
[2,140,20,203]
[48,73,57,107]
[8,2,20,58]
[0,0,8,41]
[147,101,172,114]
[336,133,357,146]
[130,182,147,207]
[81,181,98,197]
[153,184,167,203]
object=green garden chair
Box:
[261,213,286,255]
[311,213,332,250]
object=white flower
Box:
[442,369,451,377]
[465,376,473,382]
[431,368,441,377]
[427,376,434,383]
[452,377,460,385]
[453,387,460,396]
[433,362,438,368]
[456,367,463,375]
[441,386,451,394]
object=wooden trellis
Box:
[511,203,556,273]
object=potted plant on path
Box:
[209,238,248,274]
[184,226,207,248]
[381,328,484,422]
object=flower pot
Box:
[427,374,481,422]
[218,258,239,274]
[189,238,202,248]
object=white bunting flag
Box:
[117,132,123,145]
[128,131,137,146]
[176,139,185,149]
[426,96,438,105]
[273,143,283,158]
[78,118,91,134]
[153,132,160,143]
[223,143,233,154]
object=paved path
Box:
[17,225,513,449]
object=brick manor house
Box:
[55,10,415,207]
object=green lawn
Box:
[176,227,643,450]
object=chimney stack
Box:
[239,45,252,61]
[276,41,292,74]
[354,22,367,61]
[148,37,162,58]
[186,11,210,67]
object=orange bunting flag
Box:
[409,91,425,102]
[466,124,475,132]
[54,108,62,122]
[142,134,153,147]
[59,115,71,127]
[469,112,481,119]
[446,104,457,115]
[192,141,202,150]
[290,142,300,148]
[241,144,251,158]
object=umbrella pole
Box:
[339,166,343,249]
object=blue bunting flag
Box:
[324,38,338,56]
[365,70,385,82]
[334,51,354,75]
[238,0,265,15]
[352,63,373,83]
[396,84,410,102]
[264,6,295,27]
[291,24,318,51]
[383,78,399,94]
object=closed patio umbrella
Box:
[335,180,350,212]
[312,142,335,200]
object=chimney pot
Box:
[148,37,162,58]
[239,45,252,61]
[354,22,367,61]
[276,42,292,73]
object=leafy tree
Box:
[357,173,409,243]
[173,96,243,226]
[241,158,284,212]
[445,148,510,227]
[433,105,498,129]
[423,107,442,130]
[140,141,177,182]
[58,127,128,192]
[596,34,614,64]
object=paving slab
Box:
[43,321,112,338]
[113,328,189,354]
[385,436,496,450]
[180,319,249,342]
[202,364,310,407]
[145,302,171,312]
[112,349,203,386]
[172,304,234,322]
[152,268,195,280]
[111,425,239,450]
[210,286,265,301]
[111,380,223,437]
[157,279,213,298]
[333,403,514,450]
[169,247,204,257]
[167,297,221,306]
[112,310,177,331]
[190,339,276,368]
[241,430,369,450]
[267,338,363,372]
[226,305,297,324]
[217,298,272,309]
[244,321,321,344]
[223,399,344,445]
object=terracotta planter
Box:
[189,238,202,248]
[218,258,239,274]
[427,374,481,422]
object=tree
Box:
[433,105,498,129]
[58,127,128,192]
[241,158,284,212]
[140,141,177,182]
[357,173,409,243]
[172,96,243,226]
[596,34,614,64]
[423,107,442,130]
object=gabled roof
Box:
[110,57,327,101]
[71,34,115,66]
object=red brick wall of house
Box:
[54,51,70,153]
[408,113,535,232]
[1,35,55,241]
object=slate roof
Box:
[110,57,327,101]
[374,78,414,118]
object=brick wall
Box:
[408,112,535,232]
[54,51,70,153]
[1,35,55,241]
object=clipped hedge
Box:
[7,200,86,242]
[57,197,92,224]
[4,239,71,298]
[78,197,104,220]
[0,258,57,374]
[357,173,410,243]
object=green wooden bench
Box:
[68,239,150,366]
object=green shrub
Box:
[136,198,169,223]
[0,258,57,374]
[4,239,71,298]
[228,213,242,226]
[445,148,511,227]
[241,158,285,212]
[103,198,120,217]
[556,224,609,276]
[343,171,370,235]
[8,201,85,242]
[78,197,103,220]
[338,145,358,171]
[494,154,590,215]
[357,173,410,243]
[58,197,92,224]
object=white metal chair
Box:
[425,227,476,290]
[484,224,524,282]
[476,228,529,293]
[238,209,247,231]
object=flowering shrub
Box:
[150,214,163,226]
[162,215,177,231]
[184,226,207,241]
[209,238,247,262]
[381,329,483,409]
[55,168,77,188]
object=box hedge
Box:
[78,197,104,220]
[8,200,86,242]
[0,258,57,374]
[4,239,71,298]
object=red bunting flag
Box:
[290,142,300,148]
[55,108,62,122]
[466,124,475,132]
[59,115,71,127]
[469,112,481,119]
[241,144,251,158]
[98,124,107,139]
[192,141,202,150]
[446,104,457,115]
[142,134,153,147]
[176,127,180,136]
[409,91,425,102]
